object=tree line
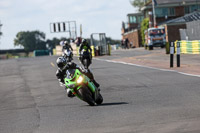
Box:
[14,30,120,52]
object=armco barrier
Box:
[170,40,200,67]
[33,50,50,57]
[175,40,200,54]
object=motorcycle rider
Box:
[56,56,100,97]
[79,39,92,62]
[60,40,73,51]
[61,40,73,61]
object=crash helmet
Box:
[81,39,88,45]
[64,40,68,46]
[56,57,66,69]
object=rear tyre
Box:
[78,87,95,106]
[95,93,103,105]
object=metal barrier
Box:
[170,40,200,68]
[175,40,200,54]
[33,50,50,57]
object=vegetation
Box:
[106,37,121,45]
[140,18,149,46]
[165,42,170,54]
[14,31,46,52]
[81,37,120,45]
[13,30,119,54]
[130,0,145,11]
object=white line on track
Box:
[94,58,200,78]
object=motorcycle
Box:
[62,49,73,62]
[80,50,92,69]
[64,68,103,106]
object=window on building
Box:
[169,7,175,16]
[137,16,144,23]
[185,5,200,14]
[185,6,190,14]
[155,7,175,17]
[191,5,200,12]
[155,8,165,17]
[129,16,137,23]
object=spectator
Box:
[125,38,129,49]
[121,39,125,49]
[75,37,82,47]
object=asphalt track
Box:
[1,52,200,133]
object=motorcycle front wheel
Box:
[78,87,95,106]
[83,59,90,69]
[95,93,103,105]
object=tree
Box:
[140,18,149,45]
[130,0,145,11]
[106,37,120,45]
[46,37,60,49]
[14,31,46,52]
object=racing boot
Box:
[92,79,100,91]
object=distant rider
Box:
[79,39,92,61]
[60,40,73,52]
[60,40,73,61]
[56,56,100,97]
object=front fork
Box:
[76,75,99,101]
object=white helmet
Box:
[60,41,65,46]
[64,41,69,46]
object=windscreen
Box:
[66,69,76,79]
[149,29,165,36]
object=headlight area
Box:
[67,84,75,88]
[77,76,83,84]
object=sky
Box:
[0,0,137,49]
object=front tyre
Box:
[78,87,95,106]
[83,59,90,69]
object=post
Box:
[152,0,156,27]
[177,42,180,67]
[170,42,174,68]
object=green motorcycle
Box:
[64,68,103,106]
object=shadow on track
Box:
[97,102,128,106]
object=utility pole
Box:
[152,0,156,27]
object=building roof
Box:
[127,13,143,16]
[154,0,200,5]
[159,11,200,25]
[143,0,200,10]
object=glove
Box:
[82,68,88,73]
[59,82,65,87]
